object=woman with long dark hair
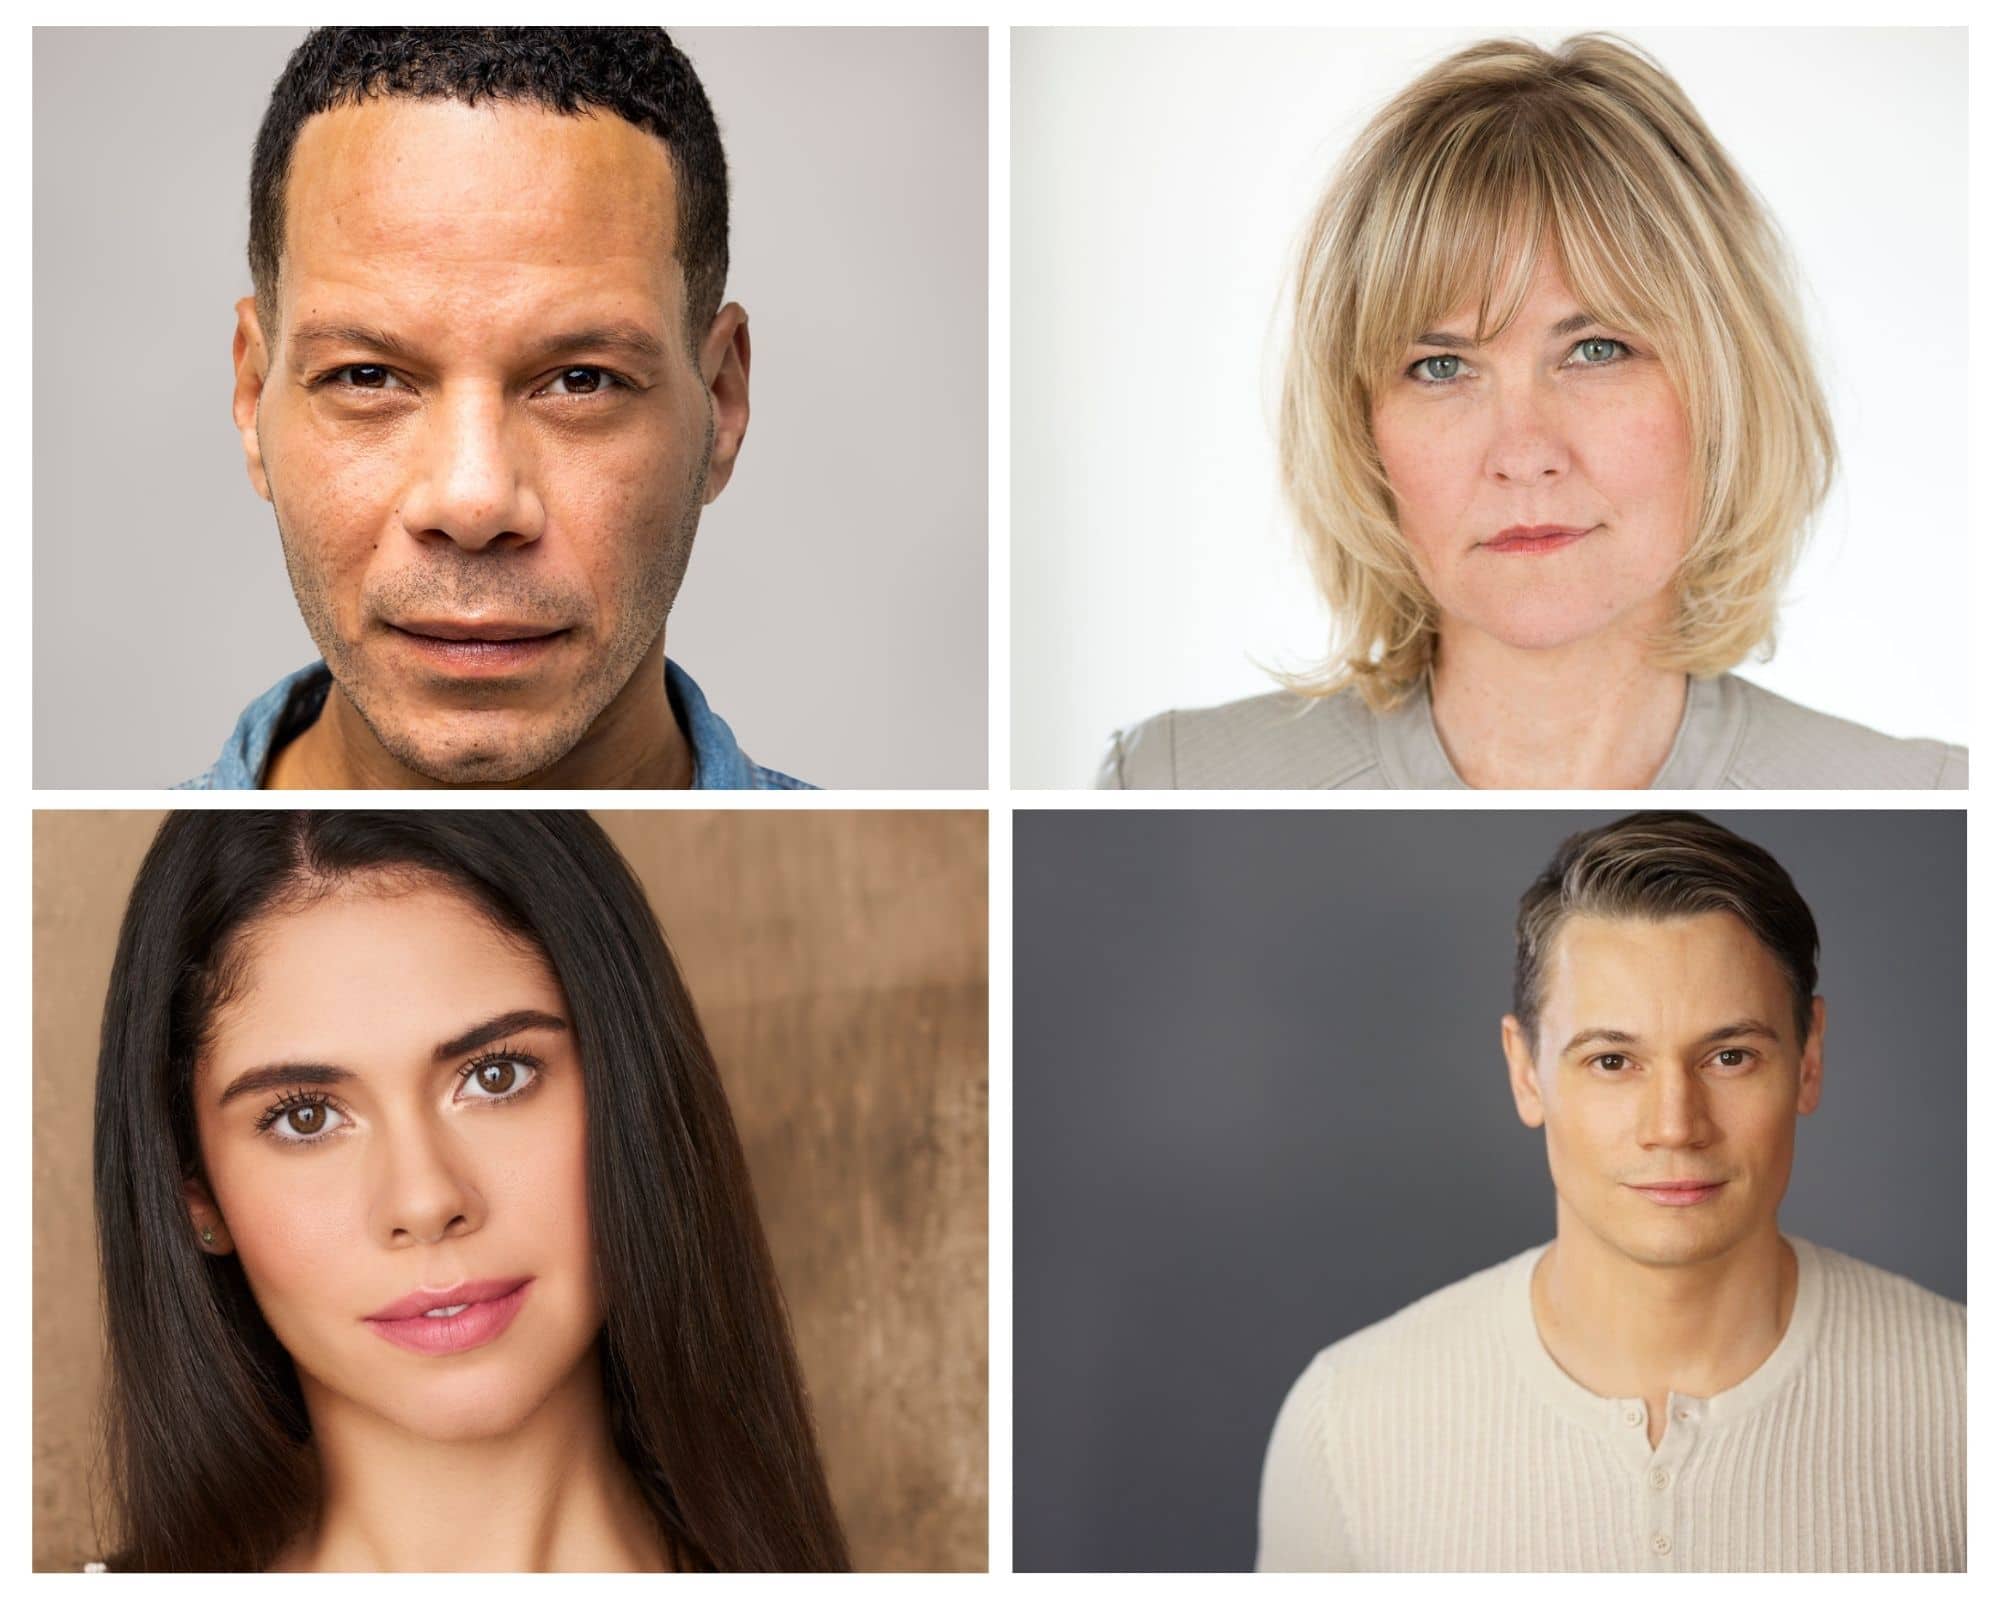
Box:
[91,811,849,1571]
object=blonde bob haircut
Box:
[1279,34,1835,710]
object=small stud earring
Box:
[202,1228,215,1246]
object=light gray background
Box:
[1013,809,1966,1572]
[1012,29,1969,785]
[34,27,987,789]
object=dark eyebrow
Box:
[288,320,670,368]
[216,1009,568,1109]
[1692,1019,1783,1049]
[217,1061,355,1110]
[1412,311,1599,351]
[1559,1027,1640,1056]
[434,1008,570,1062]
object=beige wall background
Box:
[33,810,987,1572]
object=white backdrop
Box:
[1011,27,1969,787]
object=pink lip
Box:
[1481,523,1597,554]
[364,1278,533,1355]
[387,622,567,676]
[1628,1182,1726,1208]
[367,1275,533,1322]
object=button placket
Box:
[1640,1394,1700,1567]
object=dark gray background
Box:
[1013,809,1966,1573]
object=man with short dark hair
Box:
[192,27,802,788]
[1257,812,1964,1572]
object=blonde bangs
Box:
[1279,34,1834,711]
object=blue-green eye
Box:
[1411,354,1463,384]
[1569,337,1629,366]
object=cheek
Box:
[1371,403,1476,568]
[215,1159,369,1326]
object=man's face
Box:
[232,97,747,783]
[1503,912,1824,1270]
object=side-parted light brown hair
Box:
[1512,810,1820,1055]
[1279,34,1836,710]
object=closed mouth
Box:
[389,620,567,644]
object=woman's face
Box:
[1369,254,1693,656]
[187,879,600,1444]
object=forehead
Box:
[1542,912,1789,1031]
[280,96,681,334]
[203,881,563,1075]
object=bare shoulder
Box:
[1097,687,1384,790]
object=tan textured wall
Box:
[33,810,987,1573]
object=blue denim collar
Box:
[181,658,811,790]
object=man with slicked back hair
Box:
[1257,811,1963,1572]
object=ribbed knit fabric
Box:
[1256,1237,1964,1572]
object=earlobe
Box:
[1501,1014,1547,1129]
[1796,995,1827,1116]
[181,1175,234,1255]
[698,303,751,505]
[231,296,273,504]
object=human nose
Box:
[1635,1064,1714,1151]
[396,385,546,553]
[1482,374,1570,486]
[369,1117,483,1247]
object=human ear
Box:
[231,296,274,504]
[1795,995,1826,1117]
[697,302,751,504]
[181,1174,235,1256]
[1502,1014,1547,1129]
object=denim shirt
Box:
[180,658,812,790]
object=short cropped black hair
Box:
[1513,811,1820,1052]
[248,27,729,351]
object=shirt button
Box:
[1623,1407,1644,1427]
[1652,1533,1673,1555]
[1649,1467,1671,1489]
[1676,1408,1692,1422]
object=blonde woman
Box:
[1098,36,1966,790]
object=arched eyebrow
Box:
[1412,312,1597,351]
[215,1009,569,1107]
[289,320,669,369]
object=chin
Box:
[370,708,589,785]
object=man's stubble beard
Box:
[267,419,712,785]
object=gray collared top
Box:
[1098,672,1967,790]
[181,657,811,790]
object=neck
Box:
[1531,1209,1797,1441]
[267,638,693,790]
[275,1346,670,1573]
[1427,619,1688,789]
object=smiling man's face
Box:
[1502,911,1824,1271]
[232,95,747,784]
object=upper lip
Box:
[1486,523,1595,543]
[390,619,567,642]
[1629,1180,1725,1190]
[365,1276,532,1321]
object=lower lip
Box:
[390,628,566,676]
[1481,528,1595,555]
[365,1281,532,1354]
[1630,1184,1725,1208]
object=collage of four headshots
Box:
[29,23,1968,1578]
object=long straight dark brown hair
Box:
[91,811,849,1572]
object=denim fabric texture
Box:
[181,658,812,790]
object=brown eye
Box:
[345,365,391,388]
[476,1059,518,1095]
[558,367,603,393]
[286,1103,326,1136]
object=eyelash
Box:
[311,365,634,403]
[1406,337,1633,387]
[251,1050,546,1149]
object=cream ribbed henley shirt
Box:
[1257,1237,1964,1572]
